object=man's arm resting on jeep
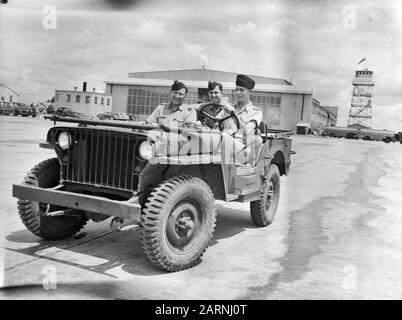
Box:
[146,105,163,124]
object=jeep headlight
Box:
[57,131,72,150]
[139,140,153,160]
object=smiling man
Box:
[233,74,262,134]
[207,81,231,107]
[146,80,197,127]
[199,81,233,128]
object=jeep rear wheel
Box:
[250,164,280,227]
[17,158,88,240]
[140,176,216,272]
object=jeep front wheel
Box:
[250,164,281,227]
[140,176,216,272]
[17,158,88,240]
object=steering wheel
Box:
[198,103,241,131]
[218,111,240,132]
[198,103,224,128]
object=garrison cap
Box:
[208,81,222,91]
[171,80,188,93]
[236,74,255,90]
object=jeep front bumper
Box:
[12,184,142,220]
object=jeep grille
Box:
[51,127,146,192]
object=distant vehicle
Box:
[69,111,86,119]
[358,128,396,143]
[66,110,86,118]
[0,104,14,116]
[323,126,396,143]
[14,104,33,117]
[126,113,136,121]
[55,107,71,116]
[113,112,130,121]
[322,126,357,138]
[46,104,56,114]
[394,132,402,144]
[53,107,84,118]
[97,112,114,120]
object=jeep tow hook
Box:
[110,217,141,232]
[110,217,124,231]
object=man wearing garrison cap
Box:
[207,80,233,113]
[230,74,262,135]
[208,81,228,105]
[220,74,263,165]
[146,80,197,127]
[219,74,262,134]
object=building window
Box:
[101,98,104,105]
[85,96,90,103]
[56,94,60,101]
[94,97,98,104]
[9,95,13,102]
[185,89,200,104]
[107,98,110,106]
[76,95,80,103]
[247,92,281,126]
[127,86,171,115]
[66,94,71,102]
[268,95,281,125]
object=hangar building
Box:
[105,68,336,131]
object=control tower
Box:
[347,65,374,128]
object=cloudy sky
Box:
[1,0,402,129]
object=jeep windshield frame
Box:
[44,115,217,134]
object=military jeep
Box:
[12,103,294,271]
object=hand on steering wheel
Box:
[199,103,240,131]
[199,103,223,129]
[218,111,240,132]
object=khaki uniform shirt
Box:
[222,102,262,134]
[236,102,262,127]
[146,103,197,125]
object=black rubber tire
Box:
[250,164,281,227]
[17,158,88,240]
[140,176,216,272]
